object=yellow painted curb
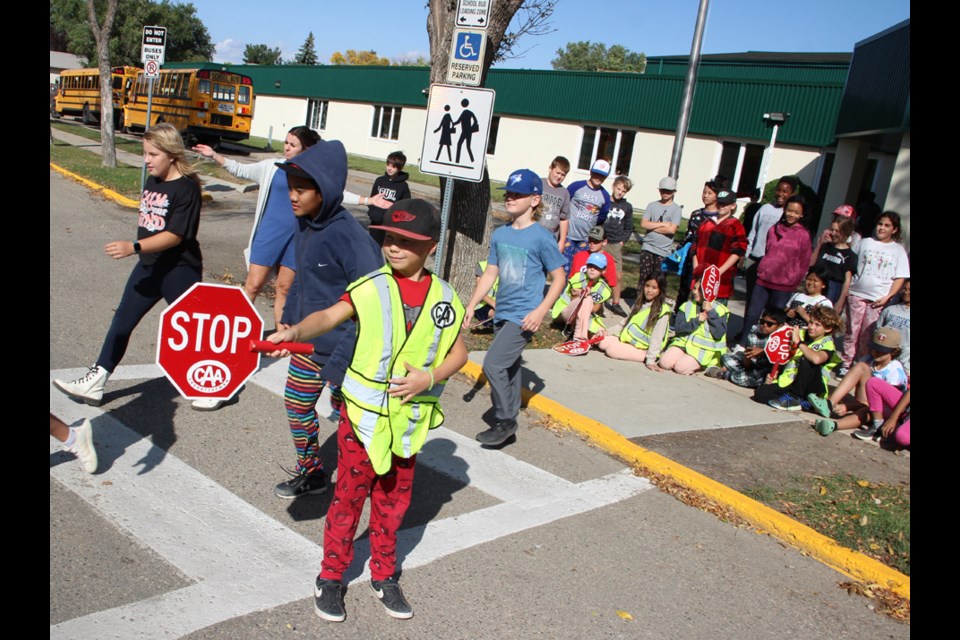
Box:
[458,359,909,599]
[50,163,140,208]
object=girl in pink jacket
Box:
[737,195,812,349]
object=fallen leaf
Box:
[819,486,827,495]
[857,479,870,487]
[859,515,869,526]
[616,610,634,621]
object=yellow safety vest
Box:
[341,266,464,474]
[550,272,611,333]
[619,302,672,351]
[777,333,841,397]
[669,300,729,367]
[476,260,499,306]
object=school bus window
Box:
[213,84,235,102]
[112,76,124,90]
[238,86,251,105]
[198,79,211,95]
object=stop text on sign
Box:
[165,312,253,354]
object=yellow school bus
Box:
[122,68,255,145]
[55,66,139,127]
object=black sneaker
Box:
[314,577,345,622]
[370,577,413,619]
[476,418,518,446]
[852,424,880,441]
[274,468,328,499]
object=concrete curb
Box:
[50,163,140,208]
[459,359,910,600]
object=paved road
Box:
[50,157,907,638]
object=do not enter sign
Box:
[157,283,264,400]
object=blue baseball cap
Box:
[586,253,607,270]
[499,169,542,195]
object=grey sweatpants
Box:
[482,320,533,421]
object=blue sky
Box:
[184,0,909,69]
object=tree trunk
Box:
[427,0,523,302]
[87,0,118,168]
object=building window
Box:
[307,99,328,131]
[577,126,636,175]
[486,116,500,155]
[717,141,765,196]
[371,105,402,140]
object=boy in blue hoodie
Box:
[272,140,384,499]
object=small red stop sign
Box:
[156,283,264,400]
[764,325,796,365]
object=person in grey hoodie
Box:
[272,140,384,499]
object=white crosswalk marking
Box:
[51,366,652,639]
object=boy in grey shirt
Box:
[637,176,682,286]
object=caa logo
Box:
[431,301,457,328]
[186,359,231,393]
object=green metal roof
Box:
[835,20,910,136]
[164,58,848,147]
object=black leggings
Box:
[752,357,826,403]
[96,261,202,372]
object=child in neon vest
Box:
[267,199,468,623]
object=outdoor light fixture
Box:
[274,80,281,89]
[756,112,791,189]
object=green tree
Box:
[243,43,283,65]
[50,0,214,67]
[391,53,430,66]
[551,41,646,72]
[292,32,318,65]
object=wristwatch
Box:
[133,241,142,254]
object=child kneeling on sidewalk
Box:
[268,199,468,623]
[550,252,612,341]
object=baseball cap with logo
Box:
[716,190,738,206]
[833,204,857,219]
[368,198,440,241]
[659,176,678,191]
[588,225,606,242]
[498,168,543,195]
[871,327,901,352]
[586,253,608,270]
[590,159,611,176]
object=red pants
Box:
[319,412,416,582]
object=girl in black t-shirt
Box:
[54,123,204,408]
[811,215,858,309]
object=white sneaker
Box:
[65,418,98,474]
[191,397,224,411]
[53,366,109,406]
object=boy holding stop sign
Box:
[752,305,843,410]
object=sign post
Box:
[419,84,496,266]
[446,28,487,86]
[139,25,166,193]
[456,0,491,27]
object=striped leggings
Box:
[284,354,340,475]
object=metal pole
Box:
[139,76,156,193]
[668,0,710,179]
[756,122,780,191]
[435,177,455,276]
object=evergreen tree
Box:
[293,32,318,65]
